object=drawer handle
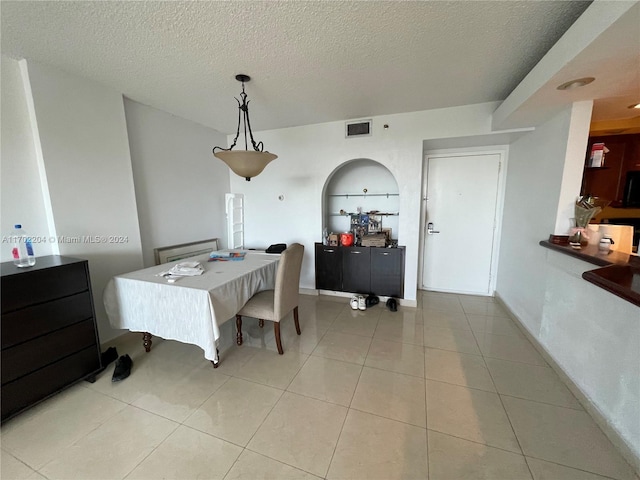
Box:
[351,251,362,254]
[324,249,335,253]
[381,252,390,255]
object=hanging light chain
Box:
[213,77,265,154]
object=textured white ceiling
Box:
[0,1,600,134]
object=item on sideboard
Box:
[350,214,370,244]
[340,232,354,247]
[368,215,382,233]
[361,234,387,247]
[328,234,339,246]
[548,234,570,245]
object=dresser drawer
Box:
[1,262,89,313]
[1,346,100,422]
[2,292,94,349]
[2,319,99,385]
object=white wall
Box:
[541,251,639,464]
[0,56,53,260]
[230,102,500,300]
[123,99,230,267]
[497,106,573,327]
[25,61,144,343]
[497,104,640,464]
[554,101,594,234]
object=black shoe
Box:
[90,347,119,379]
[112,354,133,382]
[101,346,118,367]
[386,298,398,312]
[365,295,380,308]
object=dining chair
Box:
[235,243,305,354]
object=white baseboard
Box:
[315,289,417,308]
[494,293,640,475]
[300,288,318,296]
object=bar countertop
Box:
[540,241,640,307]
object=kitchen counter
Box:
[540,240,640,307]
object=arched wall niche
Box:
[321,158,400,241]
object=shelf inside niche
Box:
[327,193,399,198]
[329,212,399,217]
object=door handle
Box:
[427,222,440,235]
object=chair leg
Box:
[235,315,243,345]
[258,319,264,328]
[142,332,153,352]
[274,322,283,354]
[293,306,301,335]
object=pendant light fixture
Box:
[213,74,277,181]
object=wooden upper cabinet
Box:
[582,134,640,206]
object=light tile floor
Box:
[1,292,638,480]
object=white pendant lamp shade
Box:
[213,74,277,181]
[214,150,277,180]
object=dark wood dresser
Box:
[1,255,102,422]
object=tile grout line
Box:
[478,332,535,479]
[119,405,182,480]
[219,304,343,478]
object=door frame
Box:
[418,146,509,295]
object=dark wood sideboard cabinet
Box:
[315,243,405,298]
[1,255,102,422]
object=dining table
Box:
[103,250,279,366]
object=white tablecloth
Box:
[103,251,279,362]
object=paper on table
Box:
[157,261,204,277]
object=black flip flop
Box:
[112,354,133,382]
[386,298,398,312]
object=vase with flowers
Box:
[568,194,610,247]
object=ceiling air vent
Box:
[346,120,372,138]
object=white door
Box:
[421,153,502,295]
[225,193,244,249]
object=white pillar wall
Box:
[5,60,234,343]
[22,60,145,343]
[0,56,53,261]
[554,101,594,235]
[497,104,640,466]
